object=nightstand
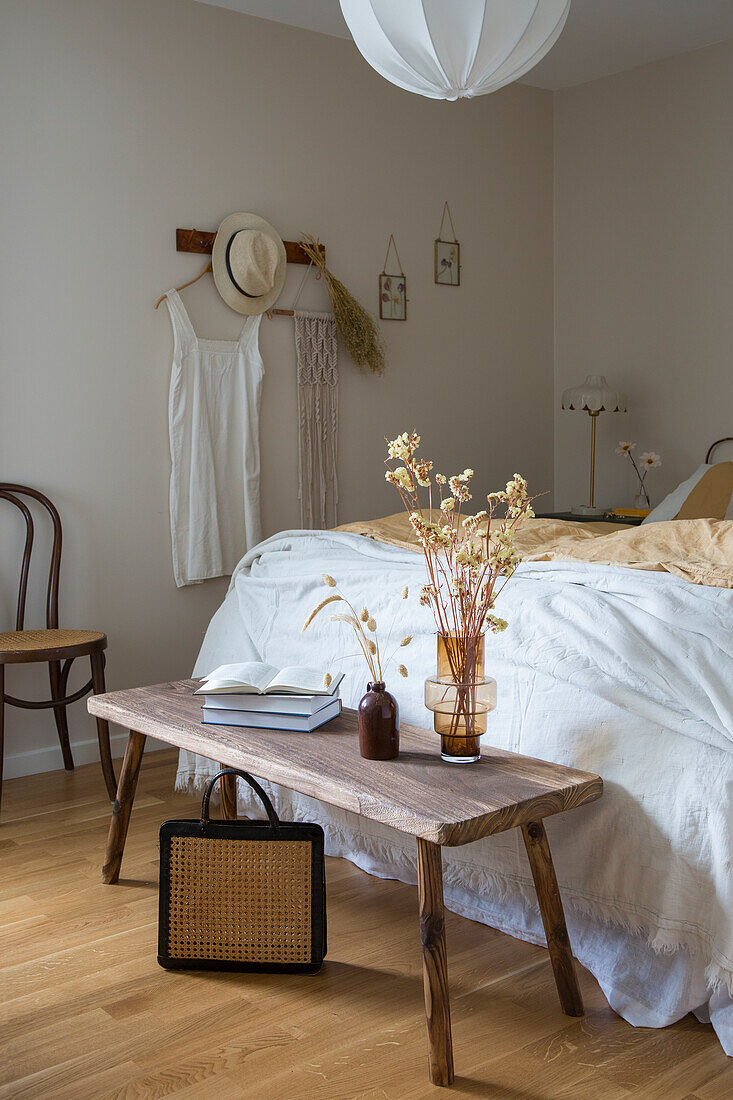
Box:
[535,511,645,526]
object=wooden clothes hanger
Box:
[153,258,310,317]
[159,230,327,315]
[154,262,212,310]
[266,260,323,319]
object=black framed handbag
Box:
[158,768,326,973]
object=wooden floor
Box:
[2,753,732,1099]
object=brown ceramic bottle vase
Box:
[357,681,399,760]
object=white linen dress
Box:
[165,290,263,587]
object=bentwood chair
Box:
[0,484,116,811]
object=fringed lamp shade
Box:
[561,376,627,514]
[339,0,571,101]
[561,375,627,413]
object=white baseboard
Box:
[3,732,169,781]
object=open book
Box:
[194,662,344,697]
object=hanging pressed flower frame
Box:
[435,201,460,286]
[379,234,407,321]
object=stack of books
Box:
[195,662,344,732]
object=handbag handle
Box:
[200,768,280,829]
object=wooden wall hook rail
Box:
[176,229,324,266]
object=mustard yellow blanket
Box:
[336,513,733,588]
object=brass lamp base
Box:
[561,376,628,515]
[571,505,605,517]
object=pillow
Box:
[643,462,733,522]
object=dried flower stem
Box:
[299,234,385,375]
[385,432,534,733]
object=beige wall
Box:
[554,39,733,511]
[0,0,554,777]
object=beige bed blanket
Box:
[336,513,733,588]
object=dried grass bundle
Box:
[303,574,410,681]
[300,233,385,375]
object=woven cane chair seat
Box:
[0,629,106,663]
[0,483,116,807]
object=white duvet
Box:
[177,529,733,1052]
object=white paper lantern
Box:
[339,0,571,101]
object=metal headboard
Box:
[705,438,733,463]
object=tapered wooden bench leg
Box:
[90,650,117,801]
[522,820,584,1017]
[0,665,4,813]
[102,730,146,884]
[219,764,237,820]
[416,837,454,1087]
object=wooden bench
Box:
[89,679,603,1089]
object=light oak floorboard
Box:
[1,751,731,1099]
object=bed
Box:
[177,455,733,1054]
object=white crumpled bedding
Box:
[177,529,733,1052]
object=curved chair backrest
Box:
[705,438,733,464]
[0,484,62,631]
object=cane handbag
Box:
[158,768,326,973]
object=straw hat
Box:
[212,213,287,315]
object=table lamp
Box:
[561,375,627,515]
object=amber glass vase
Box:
[424,633,497,763]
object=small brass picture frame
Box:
[434,239,460,286]
[379,272,407,321]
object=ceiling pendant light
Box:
[339,0,571,101]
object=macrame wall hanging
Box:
[294,307,339,529]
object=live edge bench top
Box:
[88,679,602,847]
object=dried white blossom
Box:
[384,431,534,654]
[414,460,433,487]
[387,431,420,461]
[485,614,508,633]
